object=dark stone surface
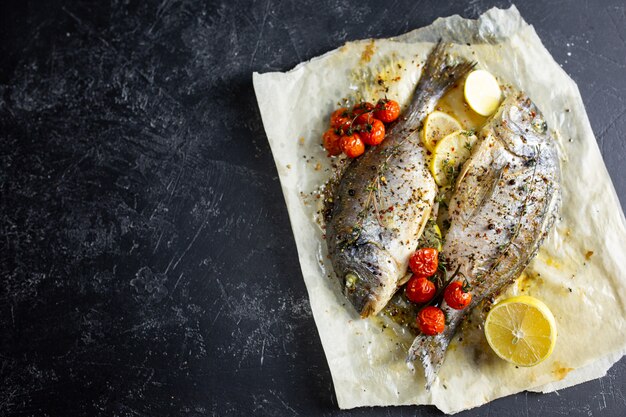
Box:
[0,0,624,416]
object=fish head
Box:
[334,241,400,318]
[489,91,551,158]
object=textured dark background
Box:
[1,0,625,416]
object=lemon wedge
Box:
[484,295,557,367]
[422,111,462,151]
[464,69,502,116]
[429,130,477,186]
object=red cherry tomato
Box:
[405,276,436,304]
[417,306,445,335]
[443,281,472,310]
[355,112,374,126]
[322,128,342,156]
[330,108,350,128]
[353,102,374,115]
[330,108,353,134]
[374,99,401,123]
[359,119,385,146]
[409,248,439,277]
[340,133,365,158]
[353,102,374,124]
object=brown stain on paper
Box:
[515,271,544,293]
[552,362,575,381]
[360,40,376,63]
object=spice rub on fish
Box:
[407,90,561,388]
[325,43,475,318]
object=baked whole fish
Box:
[407,90,562,387]
[325,43,475,317]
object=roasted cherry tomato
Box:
[322,128,343,156]
[417,306,445,335]
[330,107,350,127]
[353,102,374,115]
[340,133,365,158]
[352,101,374,124]
[409,248,439,277]
[355,111,374,126]
[359,118,385,146]
[330,108,352,133]
[443,281,472,310]
[405,275,436,304]
[374,99,401,123]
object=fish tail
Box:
[406,332,451,389]
[419,40,476,95]
[405,41,476,120]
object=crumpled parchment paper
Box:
[252,5,626,414]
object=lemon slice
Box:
[464,69,502,116]
[429,130,477,186]
[422,111,462,151]
[484,295,557,367]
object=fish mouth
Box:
[359,297,376,318]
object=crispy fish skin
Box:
[325,43,475,318]
[407,90,562,387]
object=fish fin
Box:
[406,41,476,118]
[407,333,451,390]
